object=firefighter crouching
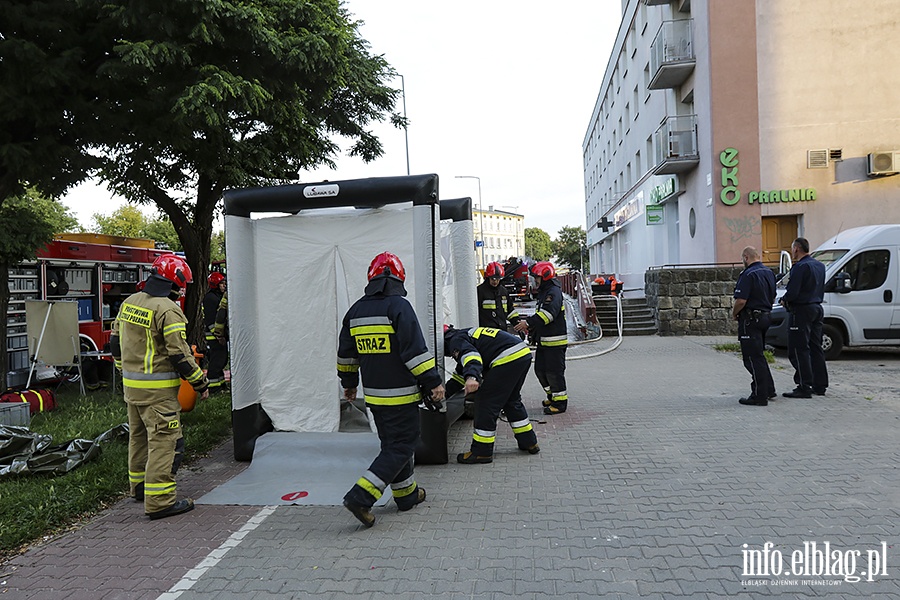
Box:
[444,325,539,464]
[477,261,520,330]
[202,272,228,392]
[337,252,445,528]
[110,254,209,520]
[514,261,569,415]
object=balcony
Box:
[648,20,695,90]
[653,115,699,175]
[643,0,671,5]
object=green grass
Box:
[0,384,232,560]
[713,342,775,364]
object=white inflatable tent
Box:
[222,175,477,463]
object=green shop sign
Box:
[650,178,676,204]
[719,148,816,206]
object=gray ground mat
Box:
[196,430,390,507]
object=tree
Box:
[525,228,554,261]
[554,226,589,273]
[92,205,146,238]
[210,231,226,264]
[83,0,404,346]
[91,205,183,250]
[0,190,80,391]
[0,1,104,208]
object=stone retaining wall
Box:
[644,267,743,335]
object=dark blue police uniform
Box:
[733,261,776,402]
[781,255,828,395]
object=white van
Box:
[766,224,900,359]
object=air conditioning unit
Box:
[867,151,900,176]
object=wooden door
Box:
[761,216,798,266]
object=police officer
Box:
[444,325,539,464]
[477,261,520,330]
[202,272,227,392]
[780,237,829,398]
[732,246,776,406]
[337,252,445,528]
[514,261,568,415]
[110,254,209,520]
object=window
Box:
[842,250,890,291]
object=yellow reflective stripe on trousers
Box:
[129,471,146,483]
[540,335,568,347]
[144,482,176,496]
[473,428,496,444]
[392,481,417,498]
[511,422,533,434]
[356,476,383,499]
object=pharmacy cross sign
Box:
[596,217,614,232]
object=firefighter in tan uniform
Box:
[110,255,209,520]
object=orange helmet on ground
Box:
[530,261,556,282]
[484,262,505,279]
[208,272,226,289]
[367,252,406,282]
[151,254,193,288]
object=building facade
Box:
[584,0,900,295]
[472,206,525,272]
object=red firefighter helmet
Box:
[367,252,406,282]
[136,279,146,292]
[151,254,193,288]
[484,262,505,279]
[530,261,556,282]
[208,272,226,289]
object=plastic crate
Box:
[0,402,31,427]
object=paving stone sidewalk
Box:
[3,335,899,599]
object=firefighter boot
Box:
[343,500,375,528]
[133,482,144,502]
[457,452,493,464]
[542,387,553,407]
[146,498,195,520]
[396,487,427,512]
[519,443,541,455]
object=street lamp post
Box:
[400,74,410,176]
[455,175,484,270]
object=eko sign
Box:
[720,148,817,206]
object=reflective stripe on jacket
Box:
[337,293,442,406]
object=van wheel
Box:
[822,324,843,360]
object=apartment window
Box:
[633,86,639,120]
[643,64,651,102]
[635,150,642,178]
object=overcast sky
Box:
[61,1,622,238]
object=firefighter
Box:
[477,261,520,331]
[337,252,445,528]
[202,272,228,392]
[213,291,228,346]
[444,325,539,464]
[514,261,568,415]
[110,254,209,520]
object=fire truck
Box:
[6,233,173,387]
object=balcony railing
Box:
[643,0,671,5]
[653,115,699,175]
[649,20,695,90]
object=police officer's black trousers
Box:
[344,402,420,510]
[787,303,828,392]
[738,312,774,400]
[470,355,537,456]
[534,345,567,411]
[205,337,228,388]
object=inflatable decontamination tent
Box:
[223,175,477,464]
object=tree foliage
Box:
[81,0,403,346]
[0,1,103,207]
[90,205,183,251]
[525,228,554,261]
[554,225,589,272]
[0,190,80,390]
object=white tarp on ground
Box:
[225,203,441,433]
